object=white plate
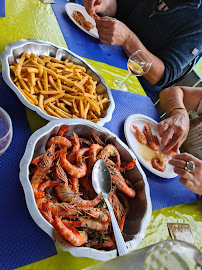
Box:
[65,3,99,39]
[124,114,178,179]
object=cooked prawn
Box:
[50,202,80,218]
[35,178,58,213]
[56,181,102,207]
[88,144,103,164]
[143,124,160,151]
[90,235,115,248]
[112,174,135,198]
[92,133,105,146]
[57,125,69,136]
[89,9,99,20]
[168,149,177,158]
[40,201,54,225]
[151,151,166,172]
[108,190,125,224]
[117,192,130,216]
[69,176,79,194]
[60,147,87,178]
[62,218,109,232]
[88,144,103,172]
[108,165,135,197]
[72,10,94,31]
[76,147,89,166]
[55,162,102,207]
[31,144,55,194]
[81,207,109,223]
[46,136,72,149]
[79,137,93,147]
[54,216,88,246]
[100,144,121,168]
[79,176,97,200]
[132,125,147,145]
[66,132,81,164]
[31,155,43,166]
[119,159,136,173]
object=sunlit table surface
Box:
[0,1,202,270]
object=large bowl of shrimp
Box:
[19,119,152,261]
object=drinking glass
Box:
[0,107,13,156]
[113,50,152,91]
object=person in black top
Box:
[84,0,202,101]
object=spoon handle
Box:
[105,197,127,256]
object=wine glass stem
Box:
[121,73,131,85]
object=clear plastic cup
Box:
[82,240,202,270]
[144,240,202,270]
[0,107,13,156]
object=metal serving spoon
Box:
[92,159,127,256]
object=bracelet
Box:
[168,106,187,115]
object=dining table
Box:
[0,0,202,270]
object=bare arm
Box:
[159,86,202,113]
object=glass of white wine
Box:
[113,50,152,91]
[0,107,13,156]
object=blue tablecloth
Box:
[0,0,5,17]
[0,74,57,270]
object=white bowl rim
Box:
[19,118,152,261]
[0,39,115,127]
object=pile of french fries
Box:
[10,51,110,122]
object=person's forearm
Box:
[122,30,165,85]
[179,86,202,111]
[159,87,185,113]
[159,86,202,113]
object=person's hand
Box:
[169,153,202,195]
[84,0,108,15]
[157,109,189,153]
[95,17,131,45]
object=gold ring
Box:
[184,161,195,172]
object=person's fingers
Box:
[169,154,200,180]
[91,0,100,10]
[171,153,199,163]
[162,134,181,153]
[160,128,175,146]
[98,27,114,37]
[173,166,194,181]
[157,121,169,137]
[85,0,101,14]
[172,144,179,153]
[179,177,195,190]
[84,0,93,13]
[96,16,115,28]
[168,158,185,169]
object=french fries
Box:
[10,52,110,122]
